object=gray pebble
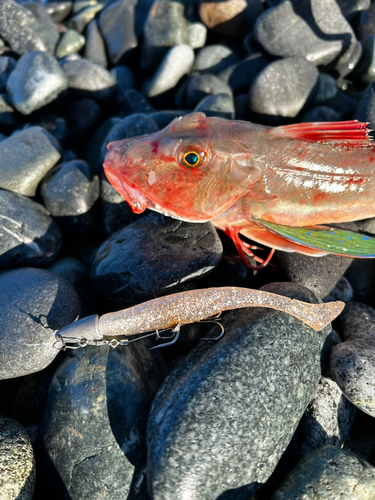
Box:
[144,44,194,98]
[23,2,59,54]
[355,217,375,234]
[123,88,154,114]
[65,97,102,146]
[0,93,20,133]
[339,301,375,341]
[110,64,134,100]
[147,282,331,500]
[84,19,107,67]
[98,0,137,64]
[0,267,80,379]
[60,57,116,101]
[345,259,375,307]
[55,29,85,59]
[344,410,375,465]
[314,72,338,103]
[337,0,370,21]
[185,73,233,108]
[358,9,375,39]
[67,3,104,33]
[356,35,375,83]
[353,81,375,134]
[91,212,223,309]
[0,56,16,93]
[194,92,235,119]
[323,275,353,303]
[7,50,68,115]
[193,44,238,74]
[0,126,61,196]
[187,21,207,49]
[44,1,73,23]
[271,445,375,499]
[149,109,189,129]
[227,52,269,92]
[301,105,341,122]
[0,416,35,500]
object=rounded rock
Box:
[186,73,233,108]
[194,92,235,119]
[83,19,107,67]
[55,29,86,59]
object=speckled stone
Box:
[39,344,167,498]
[147,282,331,500]
[345,259,375,307]
[339,301,375,341]
[0,267,80,380]
[0,126,61,196]
[323,276,353,303]
[91,212,223,309]
[185,73,233,108]
[23,2,59,54]
[271,446,375,499]
[0,416,35,500]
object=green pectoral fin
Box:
[256,219,375,258]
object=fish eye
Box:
[181,150,206,168]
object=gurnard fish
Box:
[103,112,375,269]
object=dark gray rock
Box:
[0,416,35,500]
[32,114,68,144]
[234,93,251,120]
[199,0,263,39]
[228,53,269,92]
[345,259,375,307]
[193,44,238,74]
[323,275,353,303]
[44,1,73,23]
[65,97,102,145]
[123,88,154,114]
[314,72,338,103]
[356,35,375,83]
[355,216,375,235]
[49,256,90,290]
[271,446,375,499]
[0,0,47,55]
[144,44,194,99]
[354,81,375,135]
[147,282,331,500]
[6,51,68,115]
[55,29,86,59]
[84,116,121,171]
[357,9,375,39]
[0,189,62,270]
[344,410,375,466]
[84,20,107,67]
[39,343,167,498]
[67,3,104,33]
[194,92,235,119]
[91,212,223,308]
[110,65,134,101]
[0,267,80,379]
[339,301,375,341]
[0,126,61,196]
[60,58,116,101]
[249,57,319,118]
[185,73,233,108]
[0,56,16,93]
[337,0,370,21]
[149,109,189,129]
[98,0,137,64]
[255,0,362,77]
[41,160,100,235]
[277,251,353,299]
[301,105,341,122]
[0,93,21,133]
[23,2,59,54]
[141,0,190,72]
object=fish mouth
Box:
[104,163,148,214]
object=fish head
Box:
[103,112,262,222]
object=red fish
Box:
[103,112,375,269]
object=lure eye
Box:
[181,150,206,168]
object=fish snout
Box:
[104,141,129,170]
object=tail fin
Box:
[290,300,345,330]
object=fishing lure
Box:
[103,113,375,269]
[54,287,344,350]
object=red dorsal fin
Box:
[268,120,373,149]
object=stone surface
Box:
[345,259,375,307]
[123,88,154,114]
[337,0,370,21]
[61,58,116,101]
[0,267,80,379]
[39,343,167,498]
[98,0,138,64]
[7,51,68,115]
[185,73,233,108]
[193,44,238,74]
[0,416,35,500]
[0,126,61,196]
[64,97,102,146]
[356,35,375,83]
[271,445,375,499]
[0,189,62,270]
[91,212,223,308]
[147,282,331,500]
[187,21,207,49]
[249,57,319,118]
[23,2,59,54]
[55,29,86,59]
[357,9,375,39]
[323,275,353,303]
[0,93,21,133]
[44,1,73,23]
[228,52,269,92]
[110,65,134,100]
[0,57,16,93]
[194,92,235,119]
[84,20,107,67]
[67,3,104,33]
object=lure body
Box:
[104,113,375,262]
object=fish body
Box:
[103,112,375,264]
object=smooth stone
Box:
[32,114,68,144]
[249,57,319,118]
[0,93,21,133]
[98,0,137,64]
[344,410,375,466]
[7,50,68,115]
[49,256,90,290]
[301,105,341,122]
[0,267,80,380]
[144,44,194,98]
[110,65,134,100]
[0,56,16,93]
[234,93,251,120]
[84,19,107,67]
[255,0,361,77]
[277,251,353,299]
[354,80,375,135]
[60,58,116,101]
[84,116,121,170]
[271,445,375,499]
[339,301,375,341]
[314,72,338,103]
[64,97,102,145]
[0,416,35,500]
[41,160,100,235]
[337,0,370,20]
[193,44,238,74]
[0,126,60,196]
[187,21,207,49]
[44,1,73,23]
[199,0,263,39]
[356,35,375,83]
[0,0,47,55]
[358,9,375,39]
[323,275,353,303]
[147,282,331,500]
[141,0,190,72]
[0,189,62,269]
[23,2,59,54]
[355,216,375,234]
[345,259,375,307]
[55,29,85,59]
[72,0,99,14]
[91,212,223,308]
[185,73,233,108]
[194,92,235,119]
[228,52,269,92]
[67,3,104,33]
[122,88,154,114]
[324,89,358,119]
[39,344,167,498]
[149,109,189,129]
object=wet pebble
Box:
[55,29,86,59]
[0,126,61,196]
[0,415,35,500]
[271,445,375,499]
[0,267,80,380]
[91,212,223,308]
[147,282,331,500]
[6,50,68,115]
[84,19,107,67]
